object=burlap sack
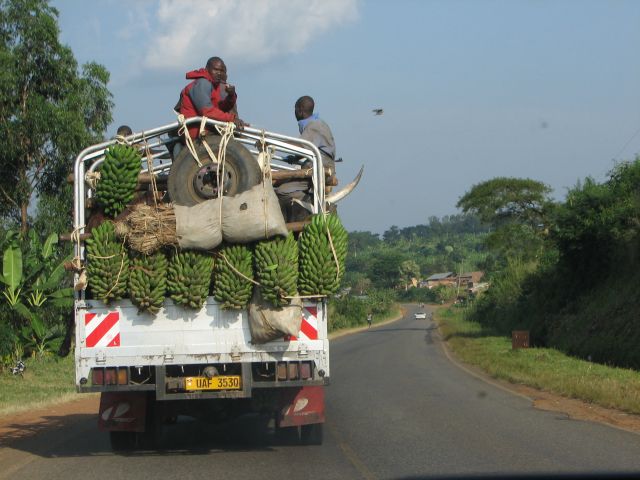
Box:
[222,183,288,244]
[174,198,223,250]
[248,289,303,344]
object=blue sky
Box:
[53,0,640,233]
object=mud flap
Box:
[277,386,325,427]
[98,392,147,432]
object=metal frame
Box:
[73,117,325,293]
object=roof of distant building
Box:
[426,272,455,281]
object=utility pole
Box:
[456,260,464,297]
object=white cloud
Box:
[143,0,358,70]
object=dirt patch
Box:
[523,386,640,434]
[0,394,99,445]
[437,327,640,436]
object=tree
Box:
[456,177,552,229]
[382,225,401,244]
[457,177,553,262]
[348,231,380,257]
[398,259,420,290]
[0,0,113,233]
[369,251,405,289]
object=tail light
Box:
[300,362,312,380]
[91,367,128,386]
[117,368,128,385]
[275,362,313,381]
[91,368,104,385]
[277,362,287,381]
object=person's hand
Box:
[225,83,236,96]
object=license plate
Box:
[184,376,242,391]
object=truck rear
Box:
[71,119,333,450]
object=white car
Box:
[414,312,427,319]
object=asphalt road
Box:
[3,306,640,479]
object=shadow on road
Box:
[1,413,305,458]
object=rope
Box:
[70,224,87,290]
[177,113,202,166]
[114,134,130,146]
[85,171,101,190]
[94,235,129,299]
[259,130,274,239]
[217,252,261,286]
[142,131,159,208]
[218,252,324,301]
[70,224,85,272]
[325,215,341,282]
[212,122,236,225]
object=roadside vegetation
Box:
[0,0,113,374]
[437,307,640,414]
[458,159,640,370]
[0,355,77,416]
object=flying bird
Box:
[372,108,384,116]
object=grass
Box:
[437,306,640,415]
[0,354,82,417]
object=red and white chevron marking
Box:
[84,312,120,348]
[288,306,318,341]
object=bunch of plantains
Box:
[213,244,254,309]
[254,233,298,307]
[167,251,214,309]
[95,144,141,217]
[129,251,168,314]
[298,213,348,296]
[86,221,130,303]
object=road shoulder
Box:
[434,319,640,436]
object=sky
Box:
[52,0,640,234]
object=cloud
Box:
[143,0,358,70]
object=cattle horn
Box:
[325,165,363,205]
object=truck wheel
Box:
[168,134,262,206]
[109,431,137,452]
[300,423,324,445]
[138,397,163,450]
[275,425,300,445]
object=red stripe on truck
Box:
[86,312,119,348]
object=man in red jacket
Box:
[177,56,246,138]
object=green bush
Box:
[0,320,18,370]
[328,289,398,332]
[398,288,437,303]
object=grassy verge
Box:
[0,355,81,417]
[437,306,640,415]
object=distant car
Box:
[414,312,427,319]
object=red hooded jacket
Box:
[179,68,237,138]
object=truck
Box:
[71,118,337,450]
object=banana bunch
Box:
[254,233,298,307]
[298,213,348,296]
[167,251,214,309]
[129,251,168,314]
[85,221,129,303]
[95,144,141,217]
[213,244,254,309]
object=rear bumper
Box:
[79,363,329,399]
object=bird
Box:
[372,108,384,116]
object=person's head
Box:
[206,56,227,85]
[116,125,132,137]
[295,95,314,121]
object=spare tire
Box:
[168,134,262,207]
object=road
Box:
[2,306,640,479]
